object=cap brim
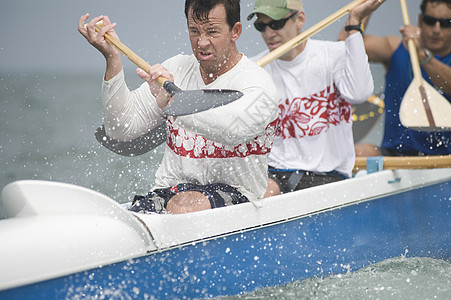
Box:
[246,7,291,21]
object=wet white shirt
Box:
[252,33,374,177]
[101,54,278,202]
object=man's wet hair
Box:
[184,0,241,29]
[420,0,451,13]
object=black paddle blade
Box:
[163,88,244,116]
[95,123,166,157]
[95,83,242,156]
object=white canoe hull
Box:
[0,168,450,298]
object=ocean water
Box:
[1,71,449,299]
[0,72,164,210]
[218,256,451,300]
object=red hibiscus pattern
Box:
[277,86,351,139]
[166,119,278,159]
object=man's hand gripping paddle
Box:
[86,21,243,156]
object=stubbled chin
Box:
[198,59,215,71]
[427,41,442,51]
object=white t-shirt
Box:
[101,54,278,201]
[252,34,374,177]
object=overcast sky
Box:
[0,0,422,74]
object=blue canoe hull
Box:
[2,179,449,299]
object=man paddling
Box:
[248,0,382,196]
[351,0,451,157]
[78,0,278,214]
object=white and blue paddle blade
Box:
[400,75,451,132]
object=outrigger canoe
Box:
[0,161,450,299]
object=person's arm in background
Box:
[338,9,401,70]
[333,0,391,103]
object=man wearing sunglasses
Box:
[248,0,382,197]
[351,0,451,157]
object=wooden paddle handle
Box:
[399,0,422,81]
[354,155,451,170]
[89,21,168,86]
[399,0,437,126]
[257,0,366,67]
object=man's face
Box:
[256,11,303,60]
[419,2,451,56]
[187,4,239,78]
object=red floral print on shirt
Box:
[166,119,278,159]
[277,86,351,139]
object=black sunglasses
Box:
[254,11,298,32]
[422,14,451,28]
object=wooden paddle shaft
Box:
[354,155,451,170]
[399,0,436,126]
[257,0,366,67]
[399,0,422,79]
[91,22,167,86]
